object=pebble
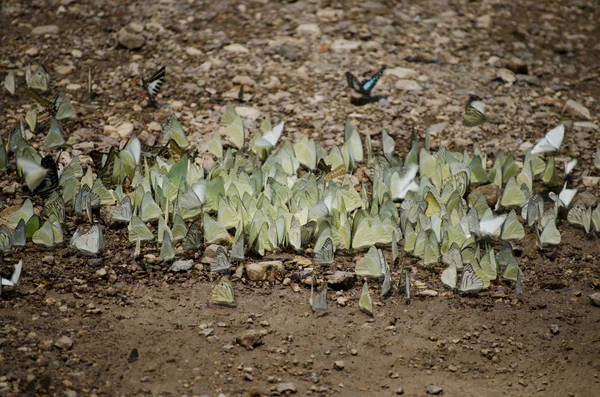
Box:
[168,260,194,273]
[330,39,362,52]
[426,122,448,136]
[417,290,439,297]
[448,365,457,372]
[426,384,443,395]
[326,271,356,290]
[128,22,144,33]
[235,106,261,120]
[117,27,145,50]
[395,386,405,395]
[549,324,559,335]
[236,329,263,350]
[336,297,348,306]
[117,122,134,139]
[185,47,203,56]
[25,47,40,56]
[54,336,73,351]
[296,23,321,37]
[395,79,422,91]
[564,99,592,120]
[245,261,283,281]
[42,255,54,264]
[66,84,81,91]
[351,349,358,356]
[589,293,600,307]
[333,360,344,370]
[222,344,234,352]
[576,191,597,207]
[224,44,249,53]
[32,25,59,35]
[71,49,82,58]
[199,328,213,337]
[276,382,297,393]
[385,67,418,79]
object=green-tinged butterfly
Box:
[212,276,236,307]
[462,95,486,127]
[160,231,175,262]
[211,246,231,273]
[314,237,334,265]
[26,64,49,92]
[359,281,373,317]
[70,224,105,255]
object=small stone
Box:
[336,297,348,306]
[426,384,443,395]
[224,44,249,53]
[476,14,492,29]
[333,360,344,370]
[417,290,438,297]
[117,122,134,139]
[234,106,260,120]
[245,261,283,281]
[549,324,559,335]
[104,125,117,136]
[476,184,500,207]
[42,255,54,264]
[351,349,358,356]
[395,386,405,395]
[497,68,516,84]
[575,191,597,208]
[385,67,418,79]
[276,382,297,393]
[32,25,59,35]
[589,293,600,307]
[54,336,73,351]
[199,328,213,337]
[395,79,422,91]
[66,84,81,91]
[232,75,256,86]
[185,47,203,56]
[147,121,162,132]
[71,49,82,58]
[222,344,234,352]
[330,39,362,52]
[426,122,448,136]
[564,99,592,120]
[26,47,40,56]
[448,365,458,372]
[64,390,77,397]
[168,260,194,273]
[326,271,356,290]
[117,27,145,50]
[296,23,321,37]
[128,22,144,33]
[236,330,263,350]
[573,121,598,131]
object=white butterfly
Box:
[531,124,564,154]
[1,260,22,288]
[390,164,419,200]
[255,121,284,149]
[70,225,105,255]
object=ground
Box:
[1,0,600,396]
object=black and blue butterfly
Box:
[346,65,386,96]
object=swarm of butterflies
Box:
[2,65,599,315]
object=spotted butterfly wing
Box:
[143,66,165,104]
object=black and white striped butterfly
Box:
[346,65,386,96]
[210,246,231,273]
[314,238,334,265]
[458,264,484,294]
[142,66,166,105]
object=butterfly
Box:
[359,281,373,317]
[4,70,16,95]
[1,260,23,297]
[70,225,105,255]
[309,278,328,315]
[212,276,236,307]
[531,124,564,154]
[346,65,386,96]
[210,246,231,273]
[26,64,49,92]
[314,237,334,265]
[29,89,76,122]
[18,155,60,197]
[462,95,486,127]
[142,66,166,105]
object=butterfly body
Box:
[346,66,386,96]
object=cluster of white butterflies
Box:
[1,86,594,311]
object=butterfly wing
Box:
[143,66,166,102]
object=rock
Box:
[245,261,284,281]
[573,121,598,131]
[54,336,73,351]
[549,324,559,335]
[185,47,203,56]
[395,386,405,395]
[296,23,321,37]
[235,106,260,120]
[26,47,40,56]
[417,290,438,297]
[317,8,344,21]
[426,122,448,136]
[476,14,492,29]
[589,293,600,307]
[168,260,194,273]
[236,330,263,350]
[56,65,74,75]
[199,328,213,337]
[564,99,592,120]
[333,360,345,370]
[448,365,458,372]
[71,49,82,58]
[519,141,534,153]
[395,79,422,91]
[117,122,134,139]
[274,43,302,61]
[476,184,500,207]
[222,344,234,352]
[42,255,54,264]
[330,39,362,52]
[582,177,600,187]
[117,27,145,50]
[575,191,597,208]
[426,384,443,395]
[32,25,59,35]
[497,68,516,84]
[65,390,77,397]
[232,75,256,86]
[66,84,81,91]
[276,382,297,393]
[507,57,528,74]
[128,22,144,33]
[336,296,348,306]
[224,44,249,53]
[385,67,418,79]
[326,271,356,290]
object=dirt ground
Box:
[1,0,600,396]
